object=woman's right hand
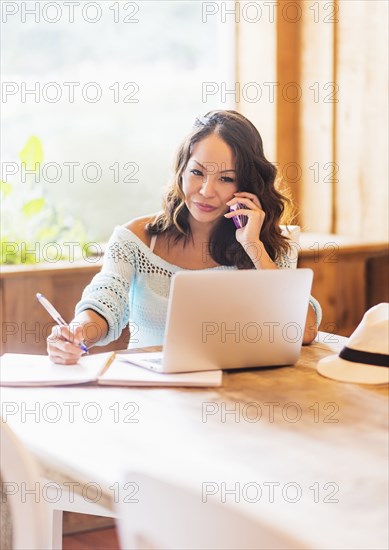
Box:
[47,323,85,364]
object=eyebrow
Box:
[192,159,236,173]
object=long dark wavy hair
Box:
[147,110,294,269]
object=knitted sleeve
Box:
[275,249,322,327]
[274,249,293,269]
[75,227,136,346]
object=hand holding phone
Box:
[229,202,249,229]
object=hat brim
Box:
[317,354,389,385]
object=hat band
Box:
[339,346,389,367]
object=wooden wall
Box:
[237,0,388,240]
[0,261,129,356]
[1,238,387,356]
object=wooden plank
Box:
[366,254,389,308]
[0,269,129,354]
[237,0,277,160]
[334,257,366,336]
[63,526,119,550]
[299,256,340,334]
[335,0,388,239]
[0,259,102,279]
[298,0,335,233]
[276,0,301,208]
[299,233,388,256]
[299,245,388,337]
[63,512,115,536]
[357,0,389,239]
[334,0,365,237]
[1,275,54,354]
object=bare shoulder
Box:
[123,214,157,246]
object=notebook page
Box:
[0,353,114,387]
[98,358,222,387]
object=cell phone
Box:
[229,202,248,229]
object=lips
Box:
[193,202,218,212]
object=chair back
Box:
[0,420,51,550]
[116,472,307,550]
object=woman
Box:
[47,110,321,364]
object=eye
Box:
[220,176,235,183]
[190,169,203,177]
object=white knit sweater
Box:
[75,226,322,348]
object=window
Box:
[1,1,235,244]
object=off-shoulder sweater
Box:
[75,226,322,348]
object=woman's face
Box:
[182,133,238,229]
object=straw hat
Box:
[317,303,389,384]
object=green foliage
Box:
[0,180,12,196]
[19,136,44,170]
[21,197,45,218]
[1,136,88,265]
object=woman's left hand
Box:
[224,192,265,247]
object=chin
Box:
[190,208,220,223]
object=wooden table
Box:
[1,334,388,549]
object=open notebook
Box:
[0,353,222,388]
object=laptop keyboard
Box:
[145,357,163,366]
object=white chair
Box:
[43,478,116,550]
[115,472,307,550]
[0,420,52,550]
[280,225,301,269]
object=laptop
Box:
[119,269,313,373]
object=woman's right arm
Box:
[46,225,137,364]
[47,309,109,365]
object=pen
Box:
[36,293,89,353]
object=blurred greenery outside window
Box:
[1,1,234,264]
[1,136,88,264]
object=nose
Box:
[199,176,216,198]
